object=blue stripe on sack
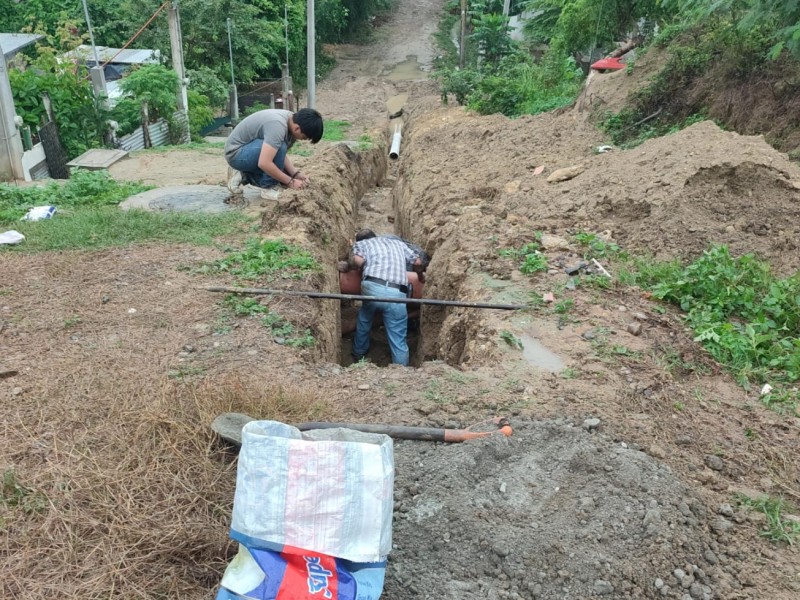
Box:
[230,529,287,552]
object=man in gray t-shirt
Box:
[224,108,323,198]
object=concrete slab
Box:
[120,184,262,213]
[67,148,129,170]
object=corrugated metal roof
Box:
[0,33,43,57]
[66,45,159,65]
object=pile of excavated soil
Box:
[387,421,749,600]
[397,110,800,276]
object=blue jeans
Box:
[227,139,288,188]
[353,280,410,366]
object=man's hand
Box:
[287,178,307,190]
[336,260,351,273]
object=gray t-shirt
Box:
[224,109,295,160]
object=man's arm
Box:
[257,143,306,189]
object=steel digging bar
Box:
[203,285,529,311]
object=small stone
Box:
[547,165,584,183]
[493,545,510,558]
[12,387,23,396]
[127,308,137,314]
[626,322,642,336]
[674,569,687,580]
[633,312,648,321]
[581,330,596,340]
[594,580,614,595]
[101,295,110,304]
[718,503,734,517]
[357,384,370,391]
[649,444,667,459]
[689,582,704,599]
[710,517,734,533]
[273,337,286,345]
[654,578,664,589]
[499,482,507,494]
[703,550,718,565]
[704,455,724,471]
[183,345,195,353]
[583,418,601,431]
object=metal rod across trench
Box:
[203,286,528,310]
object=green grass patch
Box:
[322,120,351,142]
[207,238,320,282]
[1,468,47,517]
[0,169,151,224]
[737,494,800,545]
[2,208,248,253]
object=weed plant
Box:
[499,238,548,274]
[737,494,800,545]
[209,239,320,281]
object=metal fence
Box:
[117,111,188,151]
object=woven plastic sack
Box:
[215,545,386,600]
[229,421,394,563]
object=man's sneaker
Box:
[260,186,281,200]
[227,167,243,194]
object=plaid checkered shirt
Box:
[352,236,419,286]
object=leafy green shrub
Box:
[644,246,800,387]
[188,90,214,141]
[108,65,180,138]
[10,56,107,159]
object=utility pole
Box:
[226,18,238,121]
[307,0,315,108]
[459,0,467,69]
[0,52,25,181]
[502,0,510,17]
[81,0,108,106]
[168,0,190,143]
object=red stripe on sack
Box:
[276,552,339,600]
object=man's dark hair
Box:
[294,108,323,144]
[355,229,377,241]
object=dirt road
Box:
[3,0,800,598]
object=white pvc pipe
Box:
[389,124,402,159]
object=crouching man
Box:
[224,108,323,200]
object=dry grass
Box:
[1,374,331,598]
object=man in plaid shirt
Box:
[350,230,422,366]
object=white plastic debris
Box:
[0,230,25,245]
[21,206,56,221]
[596,145,614,153]
[760,383,773,396]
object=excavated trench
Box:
[324,117,486,369]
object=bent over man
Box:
[224,108,323,200]
[350,233,421,366]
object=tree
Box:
[664,0,800,59]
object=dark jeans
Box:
[227,139,288,188]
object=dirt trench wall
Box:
[259,137,389,360]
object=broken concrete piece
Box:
[547,165,584,183]
[539,233,569,250]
